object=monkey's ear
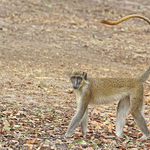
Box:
[83,72,87,80]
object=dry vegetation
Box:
[0,0,150,149]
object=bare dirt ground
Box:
[0,0,150,149]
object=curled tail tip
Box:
[100,20,108,24]
[100,20,116,25]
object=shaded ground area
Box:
[0,0,150,149]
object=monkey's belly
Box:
[90,92,128,105]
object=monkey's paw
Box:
[116,132,124,138]
[62,133,71,138]
[139,134,149,140]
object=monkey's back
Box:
[87,78,143,105]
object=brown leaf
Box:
[24,144,33,150]
[92,108,99,115]
[146,144,150,148]
[145,96,150,102]
[108,113,116,117]
[145,92,150,96]
[2,111,12,116]
[13,106,19,114]
[26,138,38,144]
[85,147,94,150]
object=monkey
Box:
[64,67,150,140]
[100,14,150,25]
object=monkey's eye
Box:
[77,77,82,82]
[71,76,76,81]
[71,77,76,80]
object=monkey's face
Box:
[71,76,83,89]
[70,70,87,89]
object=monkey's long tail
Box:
[137,67,150,83]
[101,14,150,25]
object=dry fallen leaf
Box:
[26,138,38,144]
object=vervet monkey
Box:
[101,14,150,25]
[64,68,150,140]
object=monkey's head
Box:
[70,70,87,90]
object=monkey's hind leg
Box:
[81,108,88,137]
[116,96,130,138]
[130,96,150,140]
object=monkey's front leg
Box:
[64,102,88,137]
[81,108,88,137]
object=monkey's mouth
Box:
[73,86,78,89]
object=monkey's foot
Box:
[116,132,124,138]
[139,134,149,140]
[81,131,87,138]
[62,133,72,138]
[62,134,70,138]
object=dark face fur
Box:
[71,76,83,89]
[70,71,87,89]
